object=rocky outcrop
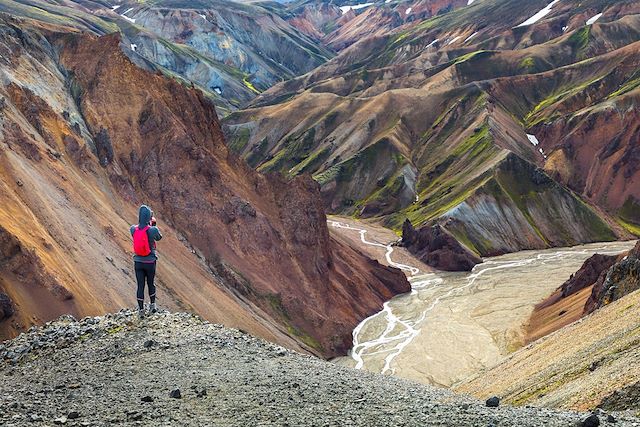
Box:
[559,254,617,298]
[0,293,13,320]
[585,241,640,313]
[401,220,481,271]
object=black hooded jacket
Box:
[130,205,163,262]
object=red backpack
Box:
[132,225,151,256]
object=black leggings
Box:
[135,262,156,310]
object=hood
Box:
[138,205,152,227]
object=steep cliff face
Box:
[0,18,409,357]
[585,241,640,313]
[401,220,481,271]
[525,241,638,343]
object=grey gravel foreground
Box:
[1,311,638,427]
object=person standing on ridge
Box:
[130,205,162,319]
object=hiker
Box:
[130,205,162,318]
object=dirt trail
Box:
[329,217,636,387]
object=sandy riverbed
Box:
[328,217,636,387]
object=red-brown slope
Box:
[0,20,409,357]
[54,30,411,357]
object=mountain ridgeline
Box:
[224,0,640,258]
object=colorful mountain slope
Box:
[0,16,409,357]
[223,0,640,256]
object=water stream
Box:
[329,220,636,387]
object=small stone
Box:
[29,414,42,422]
[141,395,154,403]
[485,396,500,408]
[54,417,68,425]
[607,414,617,423]
[581,414,600,427]
[197,389,207,398]
[127,412,143,421]
[143,340,155,349]
[169,389,181,399]
[67,411,80,419]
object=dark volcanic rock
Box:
[560,254,617,298]
[0,293,14,320]
[401,220,482,271]
[585,241,640,314]
[486,396,500,407]
[581,414,600,427]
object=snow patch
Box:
[538,147,547,159]
[405,7,412,15]
[199,14,207,20]
[515,0,560,28]
[526,134,540,146]
[213,87,222,95]
[467,0,475,4]
[447,36,461,46]
[586,12,603,25]
[385,0,391,3]
[464,32,478,43]
[426,39,439,48]
[130,43,137,51]
[111,5,121,11]
[340,3,374,14]
[562,25,568,31]
[121,7,136,23]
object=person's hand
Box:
[151,216,157,227]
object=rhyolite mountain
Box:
[0,14,410,357]
[0,0,334,114]
[0,0,467,116]
[224,0,640,257]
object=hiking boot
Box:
[150,303,157,314]
[138,309,145,319]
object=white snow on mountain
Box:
[586,13,603,25]
[464,32,478,43]
[406,7,412,14]
[526,134,540,146]
[339,3,374,14]
[515,0,560,28]
[467,0,475,4]
[121,7,136,23]
[447,36,461,45]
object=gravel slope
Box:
[1,311,638,427]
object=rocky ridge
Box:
[1,310,638,426]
